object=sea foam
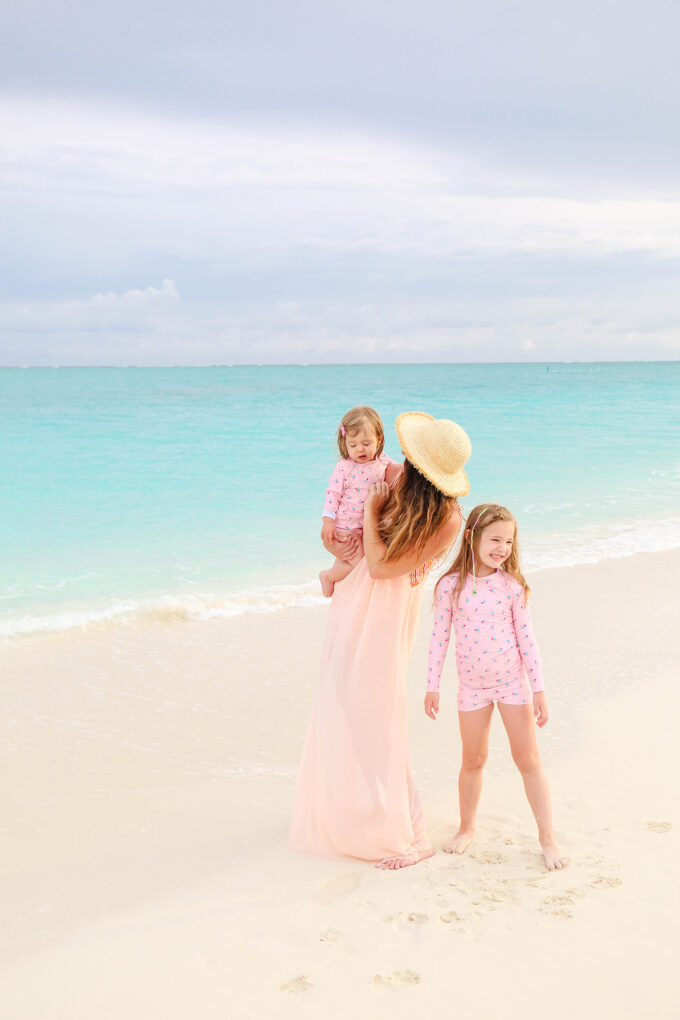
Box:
[2,514,678,639]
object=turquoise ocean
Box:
[1,363,679,639]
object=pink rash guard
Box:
[322,452,397,533]
[427,570,544,711]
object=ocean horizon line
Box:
[1,359,679,370]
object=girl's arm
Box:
[322,461,346,523]
[363,482,462,579]
[426,577,455,693]
[511,590,545,692]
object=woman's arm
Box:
[363,482,462,579]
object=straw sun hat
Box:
[395,412,471,497]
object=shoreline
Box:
[2,548,678,1017]
[3,515,680,640]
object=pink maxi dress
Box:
[287,557,432,862]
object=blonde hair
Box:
[379,460,459,564]
[337,405,385,459]
[436,503,530,606]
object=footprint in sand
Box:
[483,889,511,904]
[440,910,463,924]
[372,970,421,988]
[279,974,312,994]
[319,928,342,943]
[646,821,672,833]
[588,875,622,889]
[544,908,573,919]
[469,849,508,865]
[314,873,360,903]
[544,893,576,906]
[405,912,429,925]
[544,889,585,906]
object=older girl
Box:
[425,504,568,870]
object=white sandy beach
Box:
[1,550,678,1019]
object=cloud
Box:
[2,0,679,189]
[1,286,678,366]
[3,97,680,266]
[0,279,178,335]
[1,97,679,364]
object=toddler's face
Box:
[475,520,515,573]
[346,426,379,464]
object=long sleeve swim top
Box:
[426,570,544,694]
[322,452,397,532]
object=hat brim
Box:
[395,411,470,498]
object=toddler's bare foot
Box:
[319,571,334,598]
[442,829,474,855]
[541,838,569,871]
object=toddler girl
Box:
[319,405,399,598]
[424,503,568,871]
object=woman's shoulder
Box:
[438,504,463,545]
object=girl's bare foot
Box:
[319,571,334,598]
[375,849,434,870]
[541,838,569,871]
[442,829,474,855]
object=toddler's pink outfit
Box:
[323,452,396,533]
[427,570,544,711]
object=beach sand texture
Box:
[1,550,678,1018]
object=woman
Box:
[288,412,472,869]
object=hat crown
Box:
[426,419,471,472]
[395,411,471,497]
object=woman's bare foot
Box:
[541,838,569,871]
[375,848,434,870]
[442,829,474,855]
[319,571,334,598]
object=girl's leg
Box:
[319,557,352,598]
[497,703,569,870]
[443,704,494,854]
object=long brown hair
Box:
[436,503,530,606]
[379,460,459,563]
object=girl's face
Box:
[346,425,379,463]
[473,519,515,575]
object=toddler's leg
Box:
[497,703,569,870]
[443,704,494,854]
[319,557,352,598]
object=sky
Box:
[1,0,679,365]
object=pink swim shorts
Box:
[457,673,531,712]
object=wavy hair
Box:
[436,503,530,607]
[378,460,459,564]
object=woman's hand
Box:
[533,692,549,728]
[424,692,439,720]
[322,529,360,561]
[366,481,391,516]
